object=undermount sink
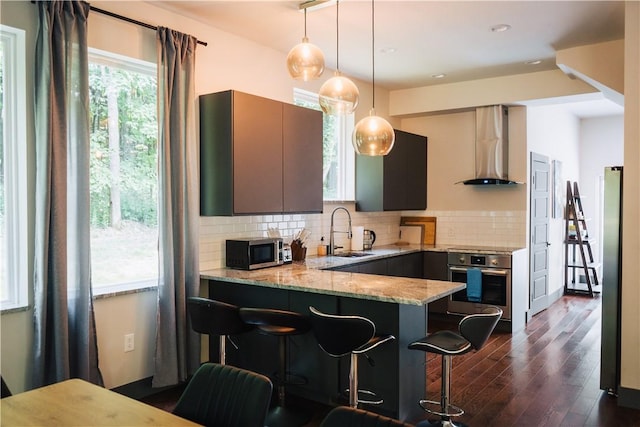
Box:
[333,251,372,258]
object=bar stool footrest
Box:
[419,399,464,418]
[343,388,384,406]
[416,419,468,427]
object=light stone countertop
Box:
[201,244,467,306]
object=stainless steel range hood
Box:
[461,105,520,185]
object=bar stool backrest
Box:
[238,307,311,334]
[309,306,375,357]
[458,306,503,351]
[187,297,252,336]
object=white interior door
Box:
[530,153,550,317]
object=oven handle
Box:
[448,266,510,276]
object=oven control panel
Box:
[447,252,511,268]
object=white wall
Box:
[579,116,624,267]
[621,1,640,395]
[526,105,581,297]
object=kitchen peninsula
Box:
[200,246,465,422]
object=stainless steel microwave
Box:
[225,238,284,270]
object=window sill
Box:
[1,304,30,315]
[1,282,158,314]
[93,280,158,300]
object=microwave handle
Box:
[449,266,509,276]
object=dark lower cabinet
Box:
[357,259,388,275]
[423,251,450,313]
[329,253,423,278]
[208,281,338,405]
[423,251,449,280]
[387,252,423,278]
[207,279,426,422]
[206,252,449,419]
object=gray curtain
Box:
[152,27,200,388]
[33,0,102,387]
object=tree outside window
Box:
[294,88,355,201]
[88,50,158,291]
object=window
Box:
[294,88,355,201]
[0,25,27,311]
[88,49,158,294]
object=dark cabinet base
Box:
[208,280,427,422]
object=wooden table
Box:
[0,378,200,426]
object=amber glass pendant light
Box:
[352,0,394,156]
[318,0,359,115]
[286,6,325,81]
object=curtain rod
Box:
[90,6,207,46]
[31,2,208,46]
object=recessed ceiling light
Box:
[490,24,511,33]
[432,73,446,79]
[525,59,542,65]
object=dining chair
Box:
[173,363,272,427]
[1,375,11,398]
[320,406,414,427]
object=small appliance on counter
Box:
[363,229,376,250]
[282,243,293,264]
[225,237,284,270]
[351,226,365,251]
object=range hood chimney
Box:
[461,105,520,185]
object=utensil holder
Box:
[291,240,307,261]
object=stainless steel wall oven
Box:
[447,251,512,320]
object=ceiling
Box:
[152,0,625,117]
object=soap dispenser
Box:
[317,237,328,256]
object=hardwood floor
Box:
[416,294,640,426]
[143,295,640,426]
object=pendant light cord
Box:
[304,8,308,38]
[336,0,340,71]
[371,0,376,109]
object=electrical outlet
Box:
[124,333,134,352]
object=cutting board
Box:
[400,216,437,245]
[398,225,424,245]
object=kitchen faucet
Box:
[329,207,352,255]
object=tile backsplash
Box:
[198,204,526,271]
[431,210,526,248]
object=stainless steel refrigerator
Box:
[600,166,623,394]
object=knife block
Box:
[291,240,307,261]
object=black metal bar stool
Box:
[239,307,312,427]
[408,306,502,427]
[186,297,253,365]
[309,306,395,409]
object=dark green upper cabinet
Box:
[355,129,427,212]
[200,90,323,216]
